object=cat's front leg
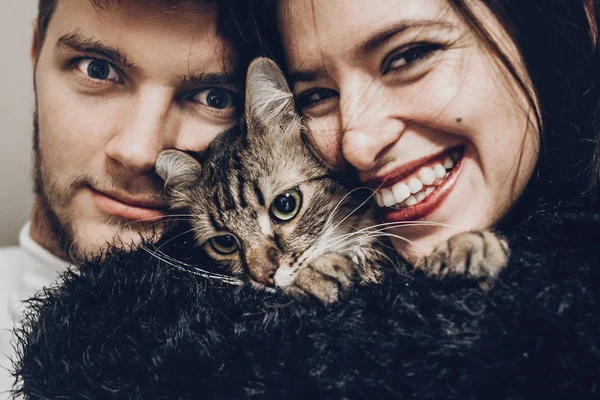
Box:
[415,230,510,291]
[286,253,355,304]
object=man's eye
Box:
[385,44,441,73]
[295,88,338,110]
[77,58,120,82]
[193,88,237,110]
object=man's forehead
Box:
[48,0,237,76]
[81,0,219,24]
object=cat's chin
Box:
[248,279,277,293]
[273,266,300,289]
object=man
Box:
[0,0,254,396]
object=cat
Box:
[154,58,509,303]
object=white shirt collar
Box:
[10,222,71,321]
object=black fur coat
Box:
[11,202,600,399]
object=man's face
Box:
[32,0,239,260]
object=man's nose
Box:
[105,89,176,174]
[339,83,405,172]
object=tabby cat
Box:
[155,58,509,303]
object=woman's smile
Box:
[379,149,464,223]
[368,147,463,212]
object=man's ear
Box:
[155,149,202,193]
[31,18,39,69]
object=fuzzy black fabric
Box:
[11,204,600,399]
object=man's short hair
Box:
[36,0,259,70]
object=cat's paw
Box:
[415,230,510,291]
[286,253,355,304]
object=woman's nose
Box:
[339,88,405,171]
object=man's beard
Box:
[32,109,167,262]
[32,109,87,261]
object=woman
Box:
[260,0,600,261]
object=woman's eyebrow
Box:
[288,20,456,87]
[288,69,321,87]
[359,20,457,56]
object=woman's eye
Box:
[209,234,239,255]
[270,187,303,222]
[192,88,237,110]
[385,44,440,73]
[77,58,120,82]
[295,88,338,110]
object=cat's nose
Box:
[249,264,277,286]
[247,247,279,286]
[252,267,276,286]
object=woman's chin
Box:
[390,219,472,263]
[391,230,450,263]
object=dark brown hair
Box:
[450,1,600,212]
[36,0,56,46]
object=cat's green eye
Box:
[270,188,303,222]
[208,234,239,255]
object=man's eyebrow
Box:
[56,30,135,70]
[288,20,456,86]
[179,72,243,89]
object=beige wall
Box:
[0,2,38,246]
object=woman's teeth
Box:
[374,154,458,210]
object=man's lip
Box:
[93,187,168,209]
[364,146,463,189]
[89,187,168,221]
[380,154,464,222]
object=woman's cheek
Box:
[306,118,346,170]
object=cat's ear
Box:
[245,57,298,126]
[155,149,202,192]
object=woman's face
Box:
[280,0,540,260]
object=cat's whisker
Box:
[291,190,369,266]
[351,220,461,232]
[368,232,420,252]
[324,185,384,233]
[124,213,195,224]
[297,218,406,269]
[322,186,378,229]
[329,231,419,255]
[118,218,194,231]
[322,221,459,249]
[140,245,244,285]
[365,221,461,236]
[323,224,435,251]
[115,217,195,241]
[116,214,194,229]
[152,227,197,252]
[296,223,418,269]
